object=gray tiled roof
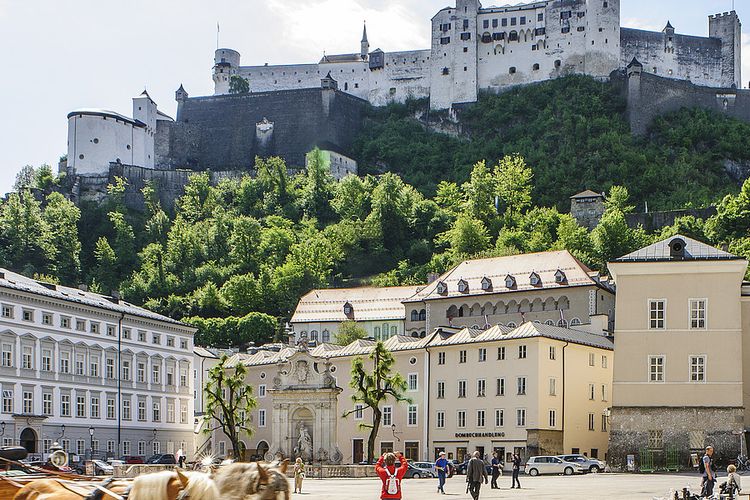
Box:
[0,268,190,327]
[614,235,740,262]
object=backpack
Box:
[385,468,400,495]
[698,455,711,474]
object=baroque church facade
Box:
[213,0,742,109]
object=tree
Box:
[0,190,52,274]
[13,165,36,191]
[705,178,750,243]
[345,342,410,463]
[228,75,250,94]
[42,192,81,282]
[336,320,368,346]
[203,355,257,460]
[494,155,533,221]
[444,214,490,256]
[301,148,335,223]
[604,186,635,214]
[463,161,497,226]
[332,174,371,221]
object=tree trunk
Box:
[367,410,382,464]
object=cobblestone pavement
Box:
[287,472,733,499]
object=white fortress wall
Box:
[318,59,372,100]
[239,63,322,93]
[369,49,431,106]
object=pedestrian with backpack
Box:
[375,451,409,500]
[700,446,716,497]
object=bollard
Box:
[682,487,690,500]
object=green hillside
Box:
[353,75,750,211]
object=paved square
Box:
[287,473,728,499]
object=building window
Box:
[383,406,392,427]
[180,339,188,350]
[496,378,505,396]
[407,405,418,426]
[106,325,115,336]
[588,413,595,431]
[602,414,608,432]
[477,409,485,428]
[457,410,467,428]
[440,37,451,45]
[1,305,13,318]
[498,346,506,360]
[90,322,99,334]
[153,364,161,384]
[459,350,467,363]
[477,379,486,397]
[138,331,146,342]
[648,430,663,449]
[518,346,526,359]
[107,440,115,455]
[516,409,526,427]
[509,67,517,74]
[549,346,556,360]
[122,399,131,420]
[460,32,471,41]
[589,352,595,366]
[75,354,85,376]
[42,349,51,371]
[438,352,446,365]
[22,309,33,322]
[153,402,161,422]
[138,400,146,421]
[105,359,114,379]
[259,409,266,427]
[649,300,666,329]
[690,299,707,329]
[437,411,445,428]
[601,384,608,401]
[649,356,665,382]
[76,396,86,417]
[22,346,32,369]
[22,391,33,414]
[538,13,543,21]
[437,381,445,399]
[153,441,161,455]
[549,409,556,427]
[479,348,487,362]
[690,356,706,382]
[602,355,608,368]
[495,409,504,427]
[408,374,418,391]
[458,380,467,398]
[354,404,364,420]
[90,358,99,378]
[106,398,115,419]
[138,441,146,456]
[122,441,131,456]
[166,336,174,347]
[258,384,267,398]
[61,394,70,416]
[60,352,71,373]
[43,393,53,415]
[588,384,595,400]
[517,377,526,395]
[549,378,556,396]
[152,334,160,345]
[1,343,13,367]
[91,396,99,418]
[76,319,85,331]
[167,402,175,422]
[137,363,145,383]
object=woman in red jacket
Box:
[375,451,409,499]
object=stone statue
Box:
[296,423,313,460]
[296,360,309,383]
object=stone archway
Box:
[257,440,270,460]
[20,428,37,453]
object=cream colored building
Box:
[608,235,750,468]
[212,320,612,467]
[290,286,424,344]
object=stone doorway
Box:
[19,427,37,453]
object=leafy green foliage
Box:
[336,320,368,346]
[228,75,250,94]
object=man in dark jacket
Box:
[511,453,522,489]
[466,451,488,500]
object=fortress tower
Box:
[709,11,742,88]
[214,48,241,94]
[585,0,621,77]
[361,23,369,60]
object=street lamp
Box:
[59,424,66,438]
[0,421,6,436]
[391,424,402,443]
[89,427,95,459]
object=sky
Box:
[0,0,747,194]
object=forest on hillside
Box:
[3,75,750,348]
[353,76,750,210]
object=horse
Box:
[212,460,289,500]
[13,469,213,500]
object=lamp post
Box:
[89,427,95,460]
[391,424,402,443]
[59,424,66,439]
[0,421,6,436]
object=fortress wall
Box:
[625,71,750,135]
[156,88,366,171]
[238,64,321,94]
[369,50,431,106]
[621,28,723,88]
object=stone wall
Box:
[623,69,750,135]
[157,88,367,171]
[526,429,564,457]
[608,406,744,471]
[625,207,717,232]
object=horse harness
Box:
[55,477,131,500]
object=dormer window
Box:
[458,279,469,293]
[481,277,492,291]
[554,270,567,284]
[437,281,448,295]
[505,275,516,289]
[530,272,542,287]
[343,302,354,318]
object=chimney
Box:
[78,284,88,292]
[111,291,121,301]
[578,314,610,336]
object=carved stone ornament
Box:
[331,447,343,465]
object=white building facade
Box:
[0,269,196,461]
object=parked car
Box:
[145,453,177,465]
[91,459,114,475]
[557,454,606,473]
[525,456,585,476]
[404,462,436,478]
[454,459,493,476]
[119,455,145,464]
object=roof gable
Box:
[614,235,740,262]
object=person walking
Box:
[490,451,501,489]
[293,457,306,494]
[375,451,408,500]
[466,451,488,500]
[701,446,716,497]
[176,447,186,468]
[435,451,449,494]
[511,453,522,489]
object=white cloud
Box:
[622,16,664,32]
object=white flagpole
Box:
[216,22,220,50]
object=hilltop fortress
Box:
[214,0,742,109]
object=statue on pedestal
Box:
[295,422,313,461]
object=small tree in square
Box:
[203,355,257,460]
[344,341,410,463]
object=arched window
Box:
[310,330,319,341]
[419,309,426,321]
[545,320,555,326]
[374,327,381,338]
[391,326,397,336]
[570,318,581,326]
[509,31,518,41]
[507,322,517,328]
[411,310,419,321]
[322,330,330,343]
[411,332,419,338]
[557,319,568,328]
[458,306,465,318]
[420,331,426,338]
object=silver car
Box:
[557,454,606,473]
[525,456,585,476]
